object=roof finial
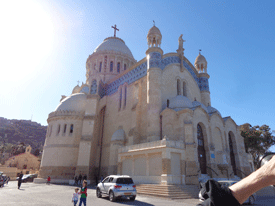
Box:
[153,20,155,26]
[77,80,80,86]
[199,49,202,54]
[111,24,119,37]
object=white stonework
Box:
[39,25,253,185]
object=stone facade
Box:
[39,26,253,184]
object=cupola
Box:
[147,25,162,48]
[195,52,208,73]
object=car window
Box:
[116,178,134,184]
[102,177,109,183]
[108,177,114,182]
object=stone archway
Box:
[197,124,207,174]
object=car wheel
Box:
[130,196,136,201]
[96,188,102,198]
[109,191,116,202]
[249,196,255,205]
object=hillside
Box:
[0,117,47,149]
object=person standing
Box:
[47,176,51,185]
[18,171,23,189]
[74,176,78,185]
[83,174,87,181]
[78,173,82,185]
[79,180,87,206]
[72,188,80,206]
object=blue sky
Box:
[0,0,274,149]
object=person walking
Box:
[18,171,23,189]
[79,180,87,206]
[78,173,82,185]
[72,188,80,206]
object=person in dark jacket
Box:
[78,173,82,185]
[83,174,87,180]
[74,176,78,185]
[18,171,23,189]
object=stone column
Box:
[146,47,163,142]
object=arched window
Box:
[57,124,61,135]
[110,61,113,72]
[94,64,96,70]
[99,62,102,72]
[124,86,127,107]
[70,124,74,134]
[119,87,122,109]
[90,79,97,94]
[197,124,207,174]
[124,64,127,71]
[49,125,52,137]
[117,62,120,73]
[177,79,181,95]
[182,81,187,97]
[104,56,107,70]
[64,124,67,134]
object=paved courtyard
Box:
[0,181,200,206]
[1,181,275,205]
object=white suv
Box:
[96,175,137,202]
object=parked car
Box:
[96,175,137,202]
[16,174,38,183]
[199,180,256,205]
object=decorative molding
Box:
[99,54,209,98]
[44,144,79,149]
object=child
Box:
[79,180,87,206]
[47,176,51,185]
[72,188,80,206]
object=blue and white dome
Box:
[169,95,193,111]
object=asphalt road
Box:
[1,181,275,206]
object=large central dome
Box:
[94,37,134,58]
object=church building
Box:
[38,25,254,185]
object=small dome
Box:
[195,53,207,73]
[111,129,125,142]
[94,37,134,59]
[169,95,193,111]
[147,26,162,38]
[192,101,208,113]
[147,26,162,48]
[195,53,207,64]
[72,85,81,94]
[55,93,87,112]
[207,106,221,116]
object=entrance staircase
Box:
[136,184,200,199]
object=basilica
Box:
[38,25,254,185]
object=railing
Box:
[229,168,247,178]
[206,166,219,177]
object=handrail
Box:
[236,168,248,177]
[206,166,219,176]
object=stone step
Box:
[136,184,199,199]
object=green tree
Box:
[241,124,275,168]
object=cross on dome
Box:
[111,24,119,37]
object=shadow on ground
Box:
[99,196,154,206]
